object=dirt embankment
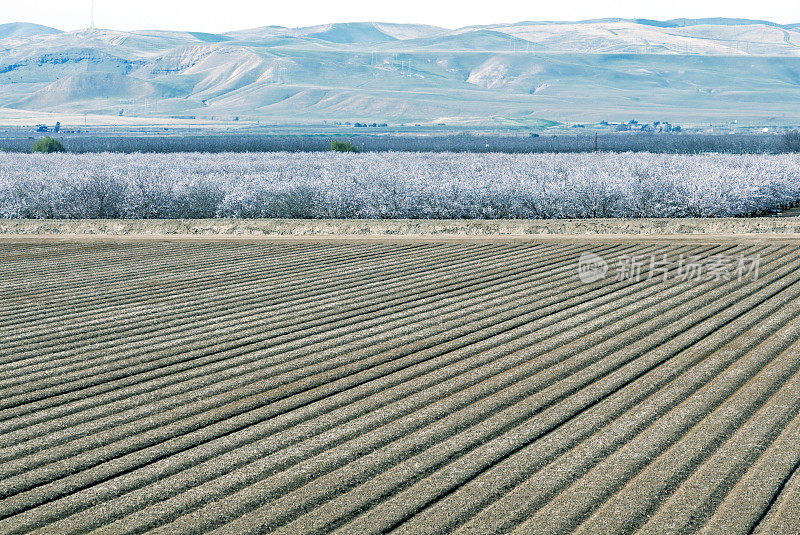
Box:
[0,218,799,243]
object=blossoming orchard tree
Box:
[1,152,799,219]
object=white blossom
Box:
[0,151,798,220]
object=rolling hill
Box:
[0,22,61,39]
[1,18,799,125]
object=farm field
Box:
[1,236,800,534]
[0,132,788,155]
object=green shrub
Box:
[330,140,359,153]
[32,136,64,153]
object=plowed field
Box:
[1,238,799,534]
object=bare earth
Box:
[1,218,800,244]
[1,222,799,533]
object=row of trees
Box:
[3,151,800,219]
[10,131,800,155]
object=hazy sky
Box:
[1,0,796,32]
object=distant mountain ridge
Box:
[0,22,62,39]
[1,18,799,125]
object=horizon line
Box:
[2,16,799,36]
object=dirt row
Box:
[1,240,798,534]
